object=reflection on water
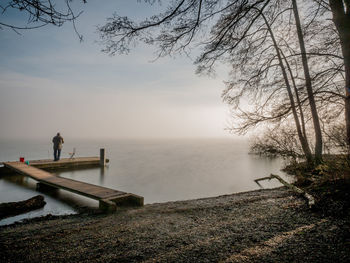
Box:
[100,166,105,184]
[0,138,291,225]
[0,175,78,226]
[55,139,290,203]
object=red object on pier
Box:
[19,157,24,162]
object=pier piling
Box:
[100,148,106,167]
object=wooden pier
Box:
[28,157,107,170]
[2,158,144,212]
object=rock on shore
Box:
[0,187,349,262]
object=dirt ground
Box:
[0,187,349,262]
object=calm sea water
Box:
[0,138,289,225]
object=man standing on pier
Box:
[52,132,64,161]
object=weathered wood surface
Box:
[254,173,315,208]
[0,195,46,219]
[3,161,144,210]
[42,176,127,200]
[2,157,109,172]
[29,157,103,170]
[4,162,53,180]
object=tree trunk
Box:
[292,0,323,164]
[260,12,314,165]
[254,174,315,208]
[281,52,308,139]
[0,195,46,219]
[329,0,350,155]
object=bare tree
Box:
[250,125,305,159]
[292,0,323,163]
[328,0,350,153]
[0,0,86,38]
[257,7,313,164]
[99,0,271,59]
[98,0,345,165]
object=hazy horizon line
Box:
[0,135,247,141]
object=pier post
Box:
[100,148,106,167]
[99,199,117,212]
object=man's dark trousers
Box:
[54,148,61,161]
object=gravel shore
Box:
[1,187,349,262]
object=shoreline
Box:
[1,186,349,262]
[1,186,285,228]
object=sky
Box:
[0,1,234,140]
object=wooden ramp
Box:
[3,161,143,211]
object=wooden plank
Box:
[42,177,126,200]
[3,161,144,208]
[3,157,109,171]
[3,162,124,199]
[3,162,53,180]
[30,157,99,165]
[29,157,101,170]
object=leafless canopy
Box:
[0,0,86,38]
[99,0,346,159]
[100,0,343,119]
[99,1,271,65]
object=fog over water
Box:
[0,2,290,226]
[0,138,289,226]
